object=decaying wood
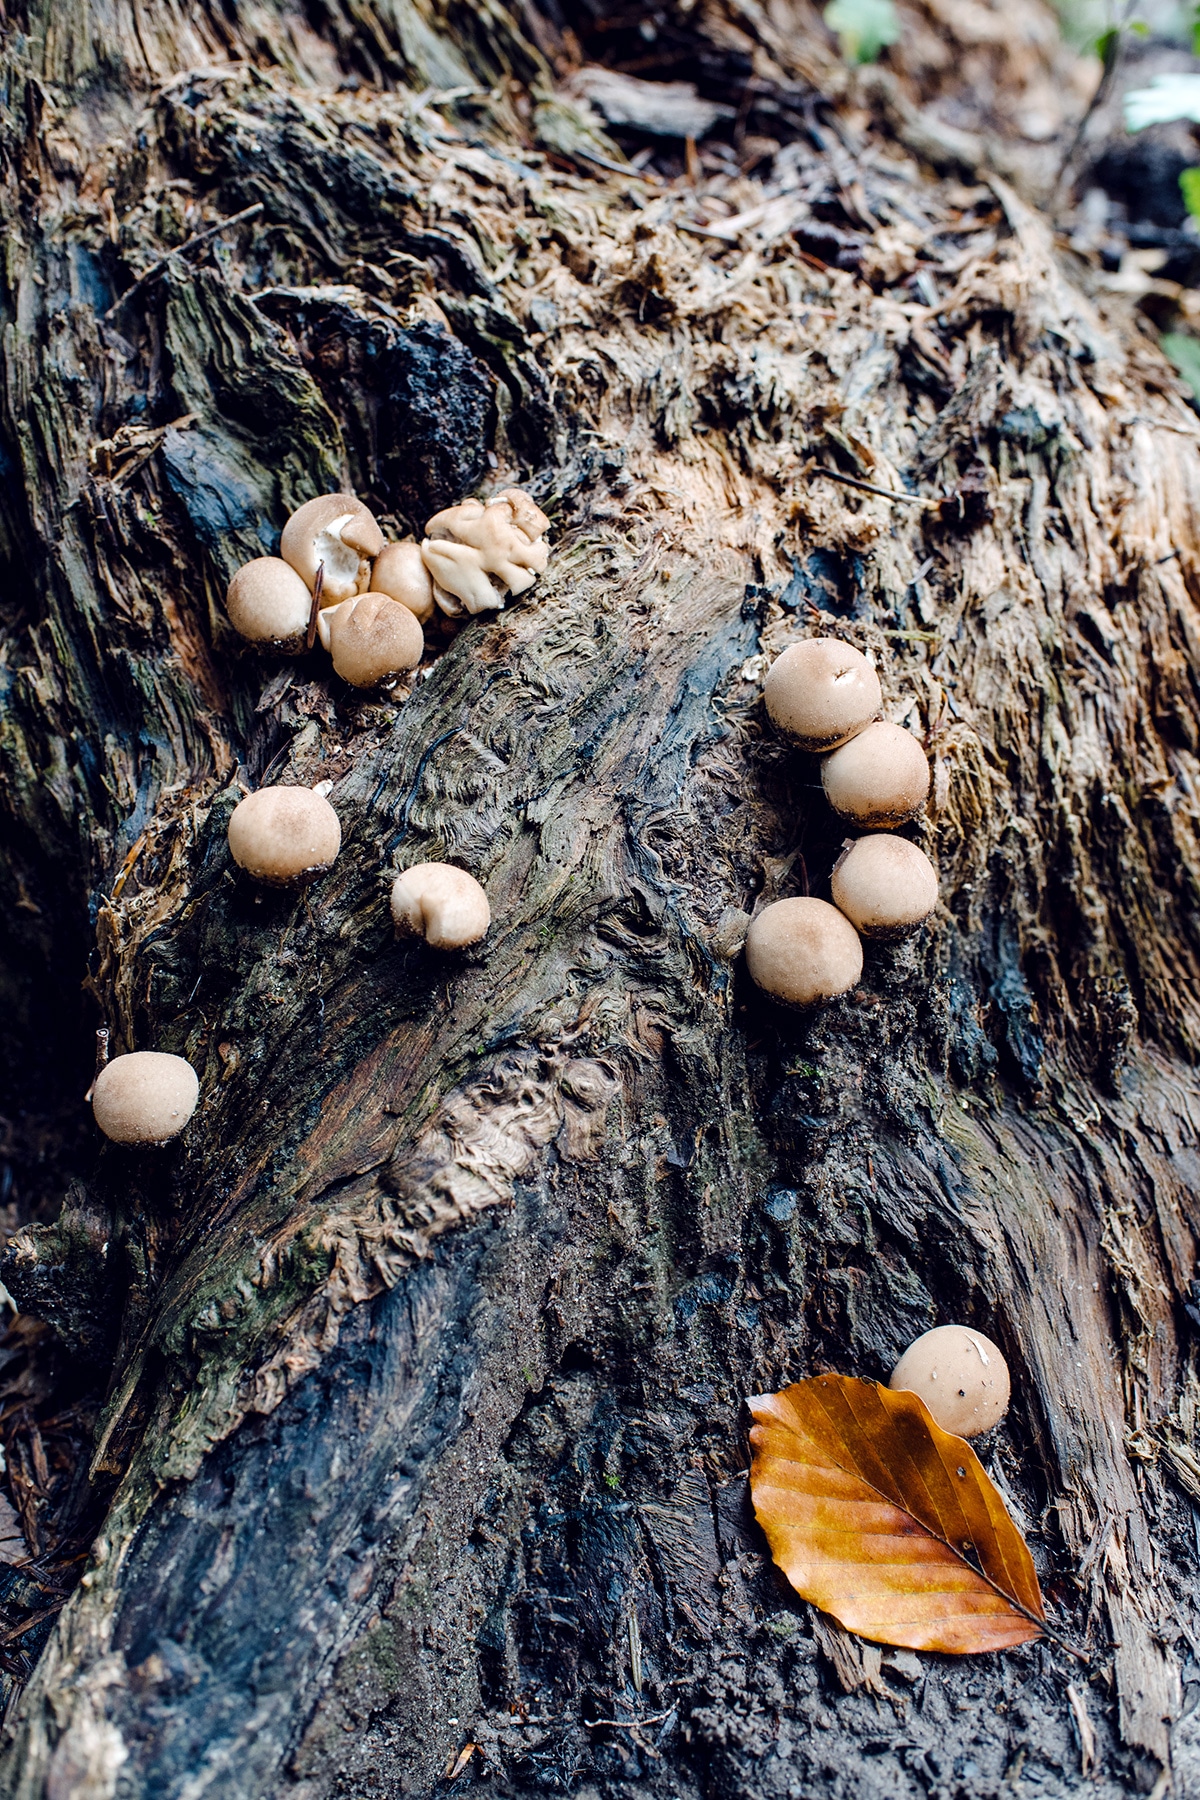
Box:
[1,1,1200,1795]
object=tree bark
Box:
[2,3,1200,1796]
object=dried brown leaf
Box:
[748,1374,1045,1653]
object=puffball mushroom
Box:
[830,835,938,938]
[889,1324,1010,1437]
[279,494,385,605]
[92,1051,199,1145]
[420,488,550,616]
[763,638,882,752]
[227,786,341,886]
[225,557,313,651]
[316,593,423,688]
[372,541,436,624]
[390,863,490,950]
[744,896,863,1008]
[822,721,931,828]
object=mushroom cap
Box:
[225,557,313,649]
[279,494,385,603]
[317,593,424,687]
[390,863,490,950]
[822,721,931,827]
[763,639,882,751]
[372,542,436,623]
[830,835,939,938]
[744,896,863,1008]
[889,1324,1010,1438]
[227,786,342,885]
[421,491,550,616]
[92,1051,199,1145]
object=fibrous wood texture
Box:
[2,2,1200,1797]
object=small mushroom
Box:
[763,638,881,752]
[830,835,938,938]
[744,896,863,1008]
[316,593,424,688]
[390,863,490,949]
[227,786,341,886]
[372,541,436,624]
[225,557,313,652]
[279,494,385,605]
[822,721,931,828]
[889,1324,1010,1437]
[420,488,550,617]
[91,1051,199,1145]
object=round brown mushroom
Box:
[316,593,423,688]
[822,721,931,828]
[889,1324,1010,1437]
[744,896,863,1008]
[830,835,938,938]
[225,557,313,652]
[227,786,341,886]
[763,638,881,752]
[372,542,436,624]
[390,863,490,950]
[279,494,384,605]
[92,1050,199,1145]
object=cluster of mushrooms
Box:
[745,646,1011,1441]
[226,488,550,685]
[89,484,548,1146]
[744,637,939,1009]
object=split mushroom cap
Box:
[372,541,436,624]
[390,863,490,949]
[316,593,424,687]
[744,896,863,1008]
[421,488,550,617]
[225,557,313,651]
[764,638,882,752]
[822,721,931,828]
[227,786,342,886]
[830,835,938,938]
[279,494,385,605]
[92,1051,199,1145]
[889,1324,1010,1438]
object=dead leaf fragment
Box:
[748,1375,1045,1653]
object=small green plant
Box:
[1181,167,1200,222]
[1161,334,1200,402]
[824,0,899,64]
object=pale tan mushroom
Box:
[227,786,341,886]
[420,489,550,616]
[889,1325,1010,1437]
[822,721,931,828]
[390,863,490,949]
[372,542,435,623]
[279,494,385,605]
[830,835,938,938]
[92,1051,199,1145]
[225,557,313,651]
[744,897,863,1008]
[763,638,881,752]
[316,593,423,688]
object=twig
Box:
[306,563,324,651]
[101,202,265,321]
[83,1026,110,1104]
[0,1604,62,1647]
[809,466,932,507]
[584,1711,672,1730]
